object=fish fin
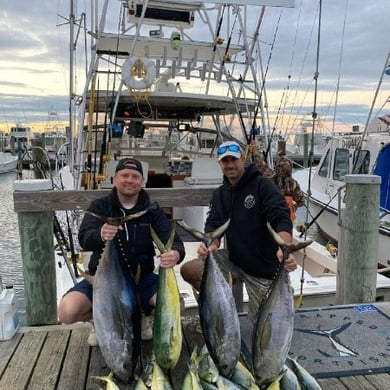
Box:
[177,220,206,242]
[150,226,167,253]
[165,222,176,251]
[120,209,148,224]
[227,272,233,288]
[76,265,94,284]
[240,338,253,371]
[294,295,303,311]
[134,264,141,285]
[208,219,230,243]
[267,222,312,255]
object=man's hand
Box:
[197,239,219,260]
[159,250,180,268]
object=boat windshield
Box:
[333,148,349,181]
[352,150,370,174]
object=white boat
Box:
[0,152,18,174]
[293,123,390,268]
[52,0,390,310]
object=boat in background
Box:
[284,121,329,166]
[294,120,390,268]
[0,152,18,174]
[52,1,390,310]
[8,124,32,155]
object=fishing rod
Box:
[53,215,78,284]
[59,173,80,278]
[299,186,343,238]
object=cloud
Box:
[0,0,388,134]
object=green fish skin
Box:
[230,361,260,390]
[280,365,302,390]
[198,345,219,384]
[153,266,183,370]
[286,357,322,390]
[151,360,173,390]
[181,347,204,390]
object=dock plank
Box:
[365,373,390,389]
[28,329,70,389]
[57,327,90,390]
[0,331,47,390]
[317,377,348,389]
[339,375,377,389]
[1,306,390,389]
[0,333,22,377]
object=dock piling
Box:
[337,174,381,305]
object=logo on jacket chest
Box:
[244,194,255,209]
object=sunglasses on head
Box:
[217,144,241,155]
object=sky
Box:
[0,0,389,134]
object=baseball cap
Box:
[217,141,242,161]
[115,158,143,176]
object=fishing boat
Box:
[66,0,294,192]
[294,123,390,268]
[51,0,390,310]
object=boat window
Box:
[333,148,349,181]
[318,149,330,177]
[352,150,370,174]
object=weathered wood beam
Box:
[13,187,215,212]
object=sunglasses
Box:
[217,144,241,155]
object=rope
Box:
[296,0,323,309]
[331,0,349,135]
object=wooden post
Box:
[14,179,58,325]
[336,174,381,305]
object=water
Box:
[0,172,26,325]
[0,172,326,327]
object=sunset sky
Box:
[0,0,389,134]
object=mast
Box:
[68,0,75,171]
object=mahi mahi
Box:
[252,224,312,388]
[93,241,141,383]
[150,224,183,370]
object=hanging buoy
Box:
[122,56,156,90]
[385,64,390,76]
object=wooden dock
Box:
[2,304,390,390]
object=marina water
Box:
[0,172,25,325]
[0,171,325,327]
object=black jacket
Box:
[205,163,292,279]
[78,187,185,276]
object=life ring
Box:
[122,56,156,90]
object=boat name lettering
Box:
[342,136,361,148]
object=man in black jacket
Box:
[58,158,185,341]
[180,141,297,320]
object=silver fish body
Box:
[252,266,294,388]
[230,361,259,390]
[280,365,302,390]
[93,240,141,383]
[286,357,322,390]
[198,344,219,384]
[198,251,241,378]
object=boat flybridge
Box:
[72,0,295,190]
